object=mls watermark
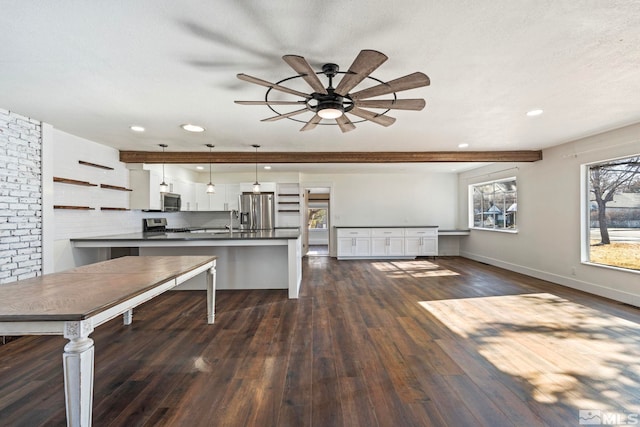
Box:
[579,410,639,425]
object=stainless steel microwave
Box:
[161,192,181,212]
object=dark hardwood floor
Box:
[1,256,639,426]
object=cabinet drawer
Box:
[371,228,404,237]
[337,228,371,238]
[405,228,438,237]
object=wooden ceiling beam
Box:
[120,150,542,164]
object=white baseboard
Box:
[459,250,640,308]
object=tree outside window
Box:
[587,155,640,271]
[308,208,328,229]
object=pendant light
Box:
[159,144,169,193]
[252,144,261,193]
[205,144,216,194]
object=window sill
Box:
[581,261,640,275]
[470,227,518,234]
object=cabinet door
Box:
[225,184,241,210]
[337,237,355,256]
[421,237,438,255]
[194,184,210,211]
[354,238,371,256]
[404,237,422,256]
[371,237,387,256]
[208,185,227,210]
[387,237,405,256]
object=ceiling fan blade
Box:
[334,50,388,96]
[350,72,430,100]
[282,55,328,95]
[354,98,426,111]
[235,100,307,106]
[335,115,356,133]
[237,73,310,99]
[300,114,322,131]
[348,107,396,127]
[261,107,310,122]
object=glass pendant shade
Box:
[159,144,168,193]
[205,144,215,194]
[252,144,260,193]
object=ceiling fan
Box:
[234,49,430,133]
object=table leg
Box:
[63,320,95,427]
[207,263,217,324]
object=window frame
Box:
[468,176,518,233]
[581,154,640,273]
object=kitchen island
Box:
[71,229,302,299]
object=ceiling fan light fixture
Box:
[318,107,343,119]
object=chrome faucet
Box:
[226,210,238,232]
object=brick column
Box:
[0,108,43,284]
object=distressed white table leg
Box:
[63,320,95,427]
[123,309,133,325]
[206,262,217,324]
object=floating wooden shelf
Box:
[54,205,94,210]
[78,160,114,170]
[278,209,300,213]
[53,177,97,187]
[278,193,299,197]
[278,201,299,205]
[100,207,130,211]
[100,184,132,192]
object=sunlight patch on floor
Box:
[419,293,640,411]
[371,260,460,278]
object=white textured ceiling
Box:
[2,1,640,173]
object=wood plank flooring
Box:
[1,256,640,426]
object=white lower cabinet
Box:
[371,228,405,256]
[337,228,371,258]
[404,228,438,256]
[337,227,438,259]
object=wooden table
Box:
[0,255,217,427]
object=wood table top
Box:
[0,256,216,322]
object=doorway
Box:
[304,187,330,256]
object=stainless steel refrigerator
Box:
[238,193,274,230]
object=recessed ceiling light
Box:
[458,143,469,148]
[264,166,272,170]
[196,166,204,170]
[181,124,206,133]
[526,109,544,117]
[130,125,145,132]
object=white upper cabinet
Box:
[129,169,162,210]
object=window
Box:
[469,177,517,231]
[585,154,640,271]
[308,207,328,229]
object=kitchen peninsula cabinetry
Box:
[336,226,438,259]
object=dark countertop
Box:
[71,228,301,242]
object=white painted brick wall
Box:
[0,108,42,284]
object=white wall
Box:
[458,122,640,306]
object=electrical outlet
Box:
[571,267,576,276]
